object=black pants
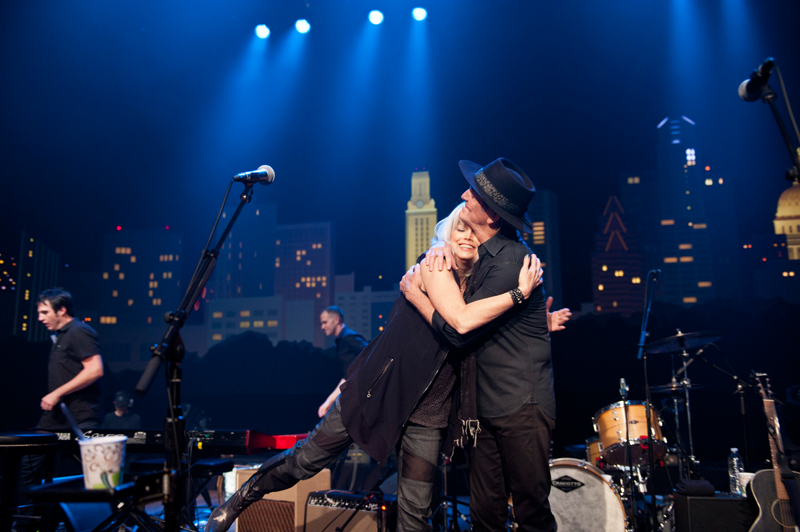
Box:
[469,403,556,532]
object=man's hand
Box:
[318,400,333,418]
[424,243,457,272]
[400,264,425,301]
[41,391,61,411]
[546,296,572,332]
[518,254,544,298]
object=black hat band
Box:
[475,170,524,216]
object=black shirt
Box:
[335,325,368,378]
[38,319,103,430]
[432,231,555,420]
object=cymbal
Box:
[645,331,722,354]
[650,382,704,393]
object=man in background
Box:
[317,306,368,417]
[103,390,142,430]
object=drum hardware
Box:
[592,401,668,466]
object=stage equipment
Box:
[548,458,628,531]
[738,57,800,184]
[233,165,275,185]
[304,491,392,532]
[592,401,667,466]
[131,166,275,532]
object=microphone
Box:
[233,165,275,185]
[738,58,775,102]
[619,378,629,400]
[677,346,704,375]
[649,269,661,278]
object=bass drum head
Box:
[549,458,627,532]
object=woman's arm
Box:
[402,254,542,335]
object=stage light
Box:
[369,10,384,25]
[295,19,310,34]
[254,24,270,39]
[412,7,427,21]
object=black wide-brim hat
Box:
[459,157,535,233]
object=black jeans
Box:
[469,403,556,532]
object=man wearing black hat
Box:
[404,158,556,532]
[103,390,142,430]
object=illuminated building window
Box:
[612,301,618,307]
[307,260,311,265]
[24,289,30,301]
[533,222,545,245]
[169,255,173,261]
[632,277,641,284]
[147,317,152,324]
[276,240,280,245]
[28,250,33,257]
[697,282,712,287]
[614,270,624,277]
[254,320,264,327]
[687,206,691,210]
[598,284,604,291]
[627,176,640,184]
[153,298,162,306]
[679,244,693,250]
[240,310,251,317]
[212,334,222,341]
[100,316,118,324]
[267,320,278,327]
[601,265,608,272]
[103,272,109,280]
[683,297,698,304]
[148,290,153,297]
[130,256,136,263]
[664,257,678,263]
[596,305,602,312]
[149,273,154,280]
[112,290,118,297]
[783,271,796,277]
[128,299,134,306]
[296,283,301,288]
[114,264,120,271]
[718,178,724,184]
[296,255,301,261]
[317,293,321,298]
[661,220,675,226]
[119,273,125,280]
[679,256,694,262]
[705,178,713,186]
[212,312,223,318]
[275,259,280,267]
[239,321,250,328]
[693,223,707,229]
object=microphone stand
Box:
[750,65,800,182]
[637,270,659,532]
[134,180,259,532]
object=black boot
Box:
[205,472,268,532]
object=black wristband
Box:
[509,287,524,305]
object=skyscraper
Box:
[13,231,61,341]
[521,190,564,307]
[654,116,716,305]
[405,170,437,270]
[590,197,645,316]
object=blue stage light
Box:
[254,24,270,39]
[412,7,427,21]
[369,10,384,25]
[295,19,310,34]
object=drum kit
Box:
[546,330,721,532]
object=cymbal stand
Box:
[679,346,697,472]
[667,353,687,480]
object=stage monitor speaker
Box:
[304,491,395,532]
[673,493,755,532]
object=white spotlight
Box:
[412,7,427,21]
[369,10,384,25]
[255,24,270,39]
[295,19,310,34]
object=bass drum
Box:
[549,458,627,532]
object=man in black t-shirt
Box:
[317,306,368,417]
[15,289,104,531]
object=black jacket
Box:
[339,295,448,463]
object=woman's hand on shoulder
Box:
[518,254,543,299]
[424,242,457,272]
